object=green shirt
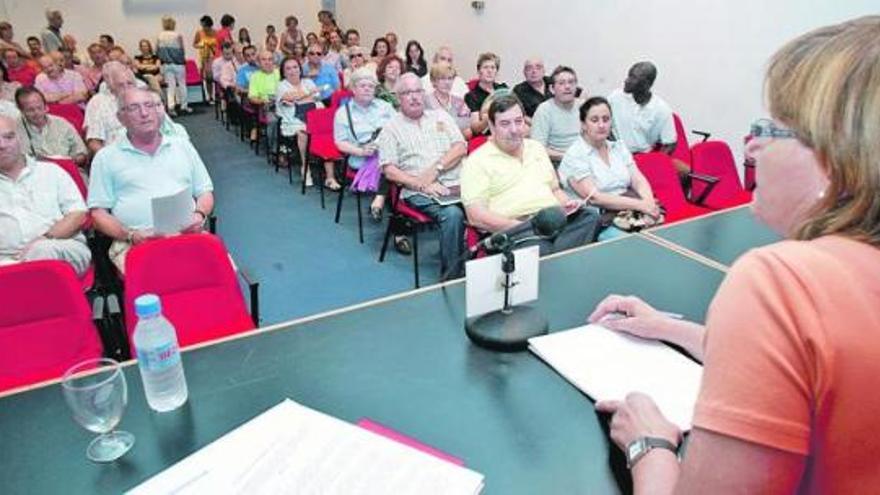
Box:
[248,70,280,101]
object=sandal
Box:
[370,205,383,223]
[324,179,342,191]
[394,236,412,255]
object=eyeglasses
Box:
[350,53,364,58]
[399,88,424,97]
[120,101,163,113]
[750,118,798,139]
[307,51,322,56]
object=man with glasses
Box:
[378,73,467,276]
[530,66,584,163]
[15,86,88,168]
[84,61,137,153]
[88,86,214,272]
[303,42,340,105]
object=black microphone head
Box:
[532,207,567,237]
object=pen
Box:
[600,310,684,322]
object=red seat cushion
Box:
[309,137,342,160]
[397,198,432,223]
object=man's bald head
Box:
[0,115,24,169]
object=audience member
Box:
[0,115,90,275]
[98,34,114,52]
[403,40,427,77]
[420,46,469,98]
[248,50,281,152]
[344,29,360,50]
[385,32,402,58]
[77,43,106,92]
[84,61,135,153]
[0,63,22,102]
[424,62,471,138]
[342,45,366,88]
[607,61,679,169]
[306,32,320,48]
[235,44,259,93]
[26,36,44,59]
[192,15,218,103]
[265,25,276,47]
[40,9,66,53]
[134,39,162,94]
[33,54,88,105]
[265,35,283,65]
[238,27,252,47]
[3,49,37,87]
[302,42,340,103]
[54,47,76,71]
[275,56,319,178]
[0,21,29,59]
[375,55,404,109]
[558,97,658,241]
[157,16,189,116]
[513,58,552,119]
[530,66,584,162]
[15,87,88,168]
[324,30,345,70]
[333,68,395,228]
[106,46,126,62]
[291,41,306,65]
[317,10,338,41]
[88,86,213,272]
[378,73,467,275]
[280,15,304,56]
[591,17,880,494]
[369,38,390,68]
[465,52,508,136]
[216,14,235,47]
[215,42,239,91]
[62,35,86,66]
[461,93,598,255]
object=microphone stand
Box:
[464,236,550,352]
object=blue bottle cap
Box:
[134,294,162,318]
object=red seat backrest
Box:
[185,59,202,85]
[124,234,254,352]
[690,141,752,208]
[670,113,691,165]
[307,107,337,136]
[42,157,92,231]
[466,78,478,91]
[47,103,85,137]
[467,135,489,155]
[329,89,353,109]
[634,152,690,211]
[0,260,103,392]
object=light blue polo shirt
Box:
[333,98,395,169]
[87,135,213,230]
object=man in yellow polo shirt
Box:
[248,50,280,152]
[461,93,598,255]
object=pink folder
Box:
[357,418,465,466]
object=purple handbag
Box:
[350,154,381,192]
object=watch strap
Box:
[626,436,678,469]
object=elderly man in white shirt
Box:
[84,61,137,154]
[0,115,90,275]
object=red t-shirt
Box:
[7,63,38,87]
[694,235,880,493]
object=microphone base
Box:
[465,305,549,352]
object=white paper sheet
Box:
[529,324,703,430]
[151,188,193,235]
[465,245,540,318]
[127,399,484,495]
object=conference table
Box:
[0,207,776,495]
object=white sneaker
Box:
[305,174,314,187]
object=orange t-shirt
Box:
[693,235,880,493]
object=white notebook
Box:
[529,324,703,430]
[128,399,484,495]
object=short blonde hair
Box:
[766,15,880,245]
[429,62,456,82]
[161,15,176,31]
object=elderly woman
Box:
[275,56,321,182]
[342,45,367,88]
[590,16,880,494]
[424,62,471,138]
[333,67,409,253]
[558,96,659,241]
[375,55,403,109]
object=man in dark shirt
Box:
[513,57,552,119]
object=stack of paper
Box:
[529,324,703,430]
[128,399,484,494]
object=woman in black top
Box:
[403,40,427,77]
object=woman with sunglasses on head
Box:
[589,16,880,494]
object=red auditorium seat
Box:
[689,141,753,209]
[634,152,713,223]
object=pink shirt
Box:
[34,70,87,103]
[75,65,102,92]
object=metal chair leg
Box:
[378,219,394,262]
[356,192,363,244]
[412,230,420,288]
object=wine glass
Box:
[61,358,135,463]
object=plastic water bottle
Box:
[133,294,188,412]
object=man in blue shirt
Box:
[303,42,339,103]
[235,44,259,93]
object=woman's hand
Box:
[639,198,661,218]
[595,392,681,451]
[588,294,672,341]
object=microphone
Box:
[472,206,567,253]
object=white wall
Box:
[1,0,324,57]
[337,0,878,162]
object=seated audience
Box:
[275,56,319,177]
[302,42,340,104]
[423,62,471,138]
[215,42,239,91]
[369,37,390,68]
[279,16,304,57]
[465,52,508,136]
[264,25,275,47]
[26,37,44,60]
[378,73,467,275]
[3,49,38,87]
[317,10,338,42]
[40,9,66,53]
[235,44,259,93]
[247,50,281,151]
[530,66,584,162]
[16,87,88,168]
[33,54,88,105]
[607,61,680,170]
[375,55,404,109]
[61,35,86,66]
[0,63,22,102]
[342,45,366,88]
[157,16,189,115]
[84,61,135,153]
[420,46,469,98]
[88,87,213,272]
[0,21,30,59]
[558,97,659,241]
[264,35,283,66]
[323,30,345,71]
[134,39,162,94]
[403,40,427,77]
[98,34,114,52]
[77,43,106,93]
[591,17,880,494]
[0,115,90,275]
[461,93,598,255]
[238,27,252,46]
[385,32,402,58]
[513,58,552,119]
[305,32,320,49]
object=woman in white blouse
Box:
[275,56,322,182]
[558,96,659,241]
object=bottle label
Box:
[138,343,181,372]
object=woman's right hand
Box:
[587,294,671,341]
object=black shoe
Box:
[370,206,383,223]
[394,236,412,255]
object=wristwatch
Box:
[435,162,444,173]
[625,436,678,469]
